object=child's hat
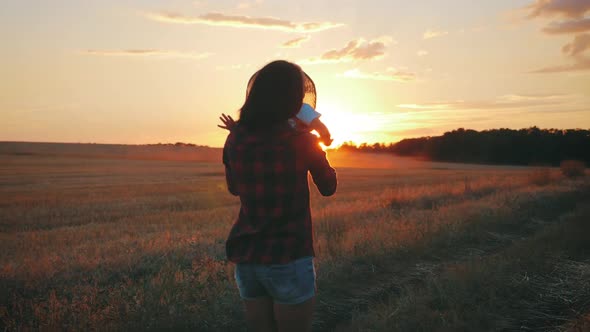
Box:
[246,69,317,109]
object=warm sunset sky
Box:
[2,0,589,146]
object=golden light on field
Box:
[3,148,589,330]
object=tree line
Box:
[336,127,590,166]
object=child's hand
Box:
[320,136,334,147]
[217,113,236,131]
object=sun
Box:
[315,100,381,147]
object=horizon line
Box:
[2,126,589,149]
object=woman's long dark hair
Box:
[239,60,304,131]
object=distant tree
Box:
[336,127,590,166]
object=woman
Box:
[220,60,337,332]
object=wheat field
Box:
[1,153,589,331]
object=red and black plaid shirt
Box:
[223,123,337,264]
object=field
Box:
[1,147,589,331]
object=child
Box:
[218,102,333,146]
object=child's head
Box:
[240,60,304,131]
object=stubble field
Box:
[1,152,589,331]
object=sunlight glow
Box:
[316,100,385,146]
[2,1,589,145]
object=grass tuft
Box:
[561,160,586,178]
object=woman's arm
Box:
[305,135,337,196]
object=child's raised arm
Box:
[309,118,333,146]
[217,113,237,131]
[297,104,333,146]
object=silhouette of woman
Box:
[219,60,337,332]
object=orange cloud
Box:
[143,11,343,32]
[423,30,449,39]
[562,33,590,55]
[523,1,590,72]
[532,33,590,72]
[543,17,590,33]
[237,0,263,10]
[527,0,590,18]
[397,94,573,110]
[531,56,590,72]
[215,63,253,71]
[281,36,310,48]
[301,37,393,64]
[83,49,212,59]
[524,0,590,35]
[341,68,416,82]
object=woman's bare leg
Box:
[273,297,314,332]
[243,297,277,332]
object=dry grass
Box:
[345,204,590,332]
[561,160,586,178]
[528,167,553,186]
[1,154,589,331]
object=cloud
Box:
[531,56,590,72]
[562,33,590,55]
[82,49,212,60]
[397,103,448,110]
[423,30,449,39]
[397,94,574,111]
[143,11,344,32]
[526,0,590,18]
[389,127,440,137]
[281,36,310,48]
[193,1,207,8]
[532,33,590,72]
[417,50,429,56]
[237,0,263,9]
[542,17,590,33]
[215,63,252,71]
[395,94,590,132]
[341,68,416,82]
[523,0,590,73]
[523,0,590,37]
[301,37,394,64]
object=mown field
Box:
[1,152,589,331]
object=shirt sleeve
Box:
[305,135,337,196]
[296,103,322,126]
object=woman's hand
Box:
[218,113,237,131]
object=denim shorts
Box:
[234,256,316,305]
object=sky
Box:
[1,0,589,147]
